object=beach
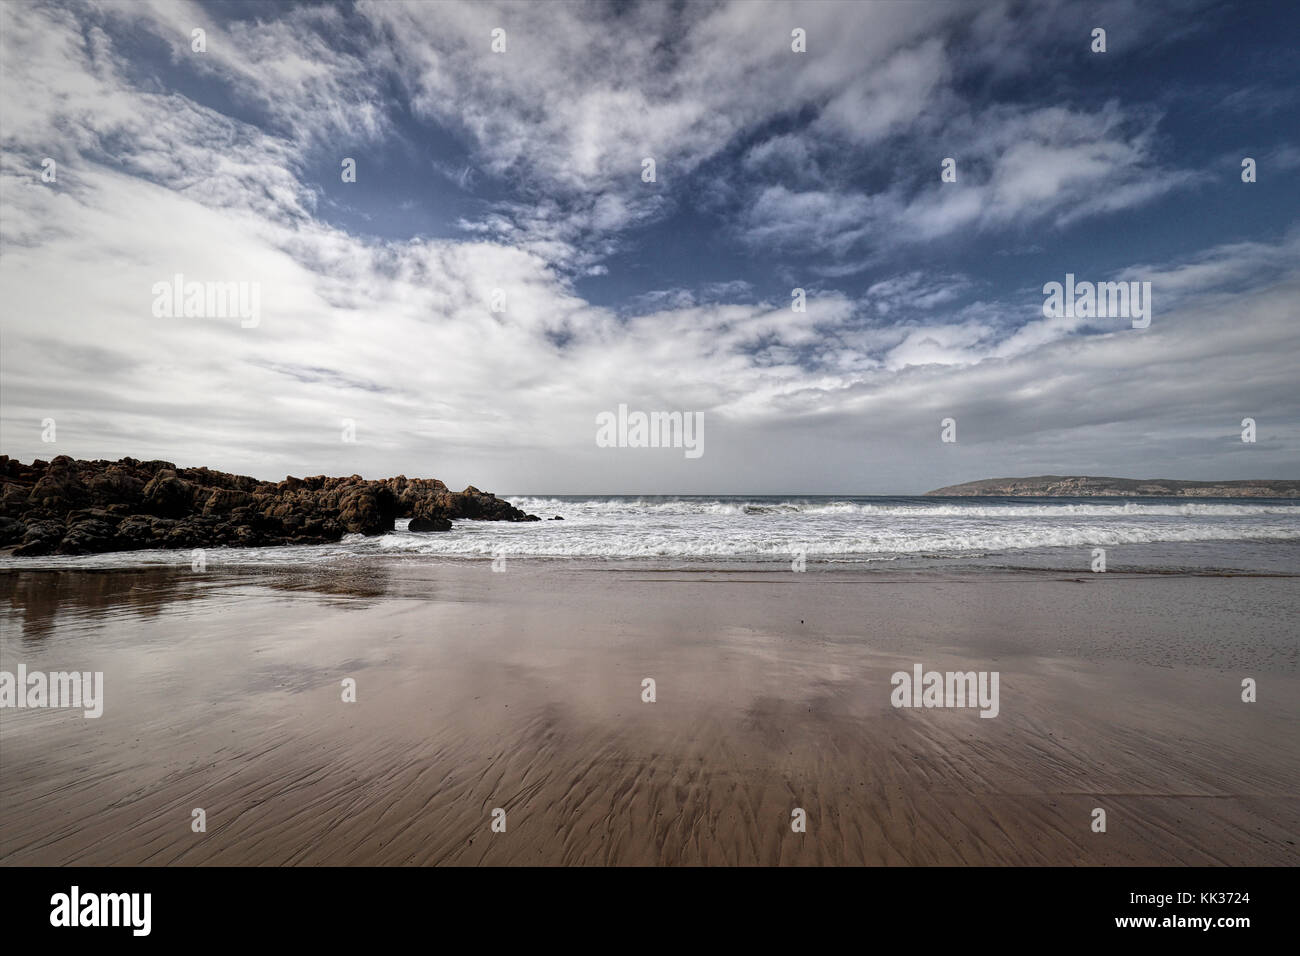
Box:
[2,558,1296,866]
[3,0,1299,920]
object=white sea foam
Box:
[372,522,1300,557]
[4,495,1297,569]
[506,496,1299,518]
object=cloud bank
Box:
[1,0,1296,492]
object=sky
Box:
[1,0,1297,494]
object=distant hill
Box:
[925,475,1300,498]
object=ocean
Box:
[4,495,1298,574]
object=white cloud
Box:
[0,0,1295,494]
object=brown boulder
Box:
[408,516,452,532]
[141,471,195,518]
[202,488,254,515]
[337,487,397,535]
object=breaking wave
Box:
[5,494,1296,570]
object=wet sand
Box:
[1,562,1297,865]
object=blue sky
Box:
[1,0,1298,492]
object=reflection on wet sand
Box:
[2,562,1297,865]
[0,564,408,642]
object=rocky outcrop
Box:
[408,516,452,532]
[925,475,1300,497]
[0,456,538,556]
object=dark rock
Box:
[13,518,66,556]
[338,486,397,535]
[141,470,194,518]
[27,455,90,512]
[56,518,119,555]
[202,488,254,515]
[0,516,23,544]
[409,516,452,532]
[115,515,159,549]
[0,455,539,555]
[66,508,121,526]
[86,465,145,507]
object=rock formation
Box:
[0,456,538,556]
